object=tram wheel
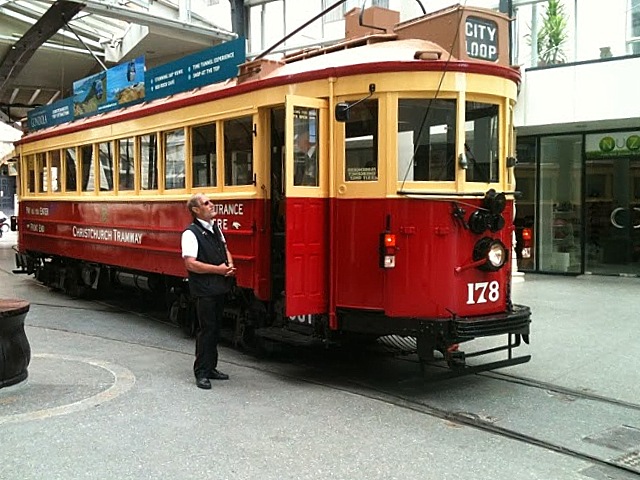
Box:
[170,295,197,337]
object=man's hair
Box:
[187,194,204,218]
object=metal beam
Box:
[0,4,111,48]
[0,1,85,93]
[80,0,236,41]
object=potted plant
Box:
[536,0,568,65]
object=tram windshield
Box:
[465,102,500,183]
[397,99,456,182]
[396,98,502,185]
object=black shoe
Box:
[196,377,211,389]
[209,369,229,380]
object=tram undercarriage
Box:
[14,249,531,376]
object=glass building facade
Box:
[515,130,640,275]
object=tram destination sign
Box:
[145,37,246,102]
[465,16,498,62]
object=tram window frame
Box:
[140,133,159,191]
[36,152,47,194]
[65,147,78,193]
[118,137,136,193]
[191,122,218,189]
[50,149,62,193]
[98,141,115,192]
[223,116,254,187]
[80,144,96,193]
[397,98,457,183]
[293,107,319,187]
[344,99,379,182]
[464,101,500,184]
[26,155,36,194]
[163,128,186,191]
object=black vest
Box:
[185,221,231,297]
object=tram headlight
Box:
[483,189,506,215]
[473,237,508,271]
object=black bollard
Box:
[0,299,31,389]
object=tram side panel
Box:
[333,198,514,319]
[333,198,386,311]
[17,199,266,298]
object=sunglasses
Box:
[200,200,211,207]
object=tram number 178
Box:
[466,281,500,305]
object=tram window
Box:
[80,145,95,192]
[119,138,135,191]
[465,102,499,183]
[50,150,61,192]
[345,99,378,182]
[397,99,456,182]
[192,123,217,188]
[293,107,319,187]
[141,133,159,190]
[164,128,185,190]
[36,153,47,193]
[65,148,77,192]
[26,155,36,193]
[224,116,253,186]
[98,142,114,191]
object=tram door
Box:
[269,108,286,299]
[586,155,640,275]
[280,96,329,316]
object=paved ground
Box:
[1,229,639,480]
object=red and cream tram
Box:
[13,4,530,371]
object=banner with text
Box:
[27,97,74,131]
[585,131,640,159]
[145,38,245,102]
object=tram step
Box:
[254,327,322,347]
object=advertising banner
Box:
[73,56,145,118]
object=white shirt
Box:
[181,218,226,259]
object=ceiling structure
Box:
[0,0,237,129]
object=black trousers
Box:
[193,294,225,379]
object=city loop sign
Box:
[465,16,498,62]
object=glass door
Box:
[585,156,640,275]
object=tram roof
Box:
[18,36,520,145]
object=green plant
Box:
[537,0,568,64]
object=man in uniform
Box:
[181,193,236,389]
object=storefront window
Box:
[538,135,582,273]
[584,131,640,275]
[515,137,537,271]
